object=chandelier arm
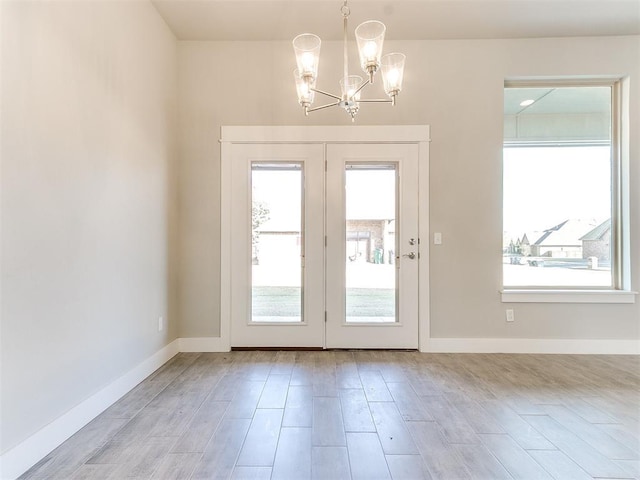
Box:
[357,98,394,103]
[307,100,342,113]
[350,78,371,100]
[310,87,342,101]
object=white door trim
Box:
[220,125,431,351]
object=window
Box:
[503,81,622,291]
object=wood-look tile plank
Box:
[421,395,479,444]
[377,352,410,383]
[241,351,275,381]
[311,447,351,480]
[455,443,513,480]
[616,459,640,479]
[283,385,313,427]
[339,388,376,433]
[67,464,121,480]
[61,416,129,453]
[405,367,442,397]
[171,400,228,453]
[358,370,393,402]
[386,455,433,480]
[313,353,338,397]
[146,391,208,438]
[86,433,141,465]
[224,380,265,419]
[528,450,593,480]
[479,399,555,450]
[258,374,290,409]
[100,381,168,420]
[208,374,244,402]
[291,353,315,386]
[387,382,433,421]
[67,463,120,480]
[149,452,201,479]
[190,418,251,480]
[335,352,363,389]
[104,436,176,478]
[406,421,471,480]
[522,414,631,479]
[563,396,621,424]
[312,397,346,446]
[598,424,640,456]
[446,393,505,434]
[21,416,128,479]
[271,427,312,480]
[236,409,284,466]
[146,353,200,386]
[540,404,640,460]
[346,432,392,480]
[270,351,297,375]
[369,401,419,455]
[231,467,273,480]
[479,433,553,480]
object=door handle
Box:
[402,252,416,260]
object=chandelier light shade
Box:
[292,0,406,121]
[381,53,406,101]
[354,21,386,82]
[293,33,321,81]
[294,69,316,107]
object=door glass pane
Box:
[251,163,303,322]
[345,164,397,323]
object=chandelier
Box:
[292,1,406,121]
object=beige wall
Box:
[178,36,639,340]
[0,0,178,453]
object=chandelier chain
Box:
[340,0,350,17]
[343,3,349,87]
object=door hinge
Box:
[325,235,327,247]
[324,311,327,323]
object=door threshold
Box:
[231,346,324,351]
[231,347,418,351]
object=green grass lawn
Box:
[252,286,395,318]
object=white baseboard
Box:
[179,336,230,352]
[0,339,180,480]
[424,337,640,354]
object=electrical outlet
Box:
[505,309,515,322]
[158,316,164,332]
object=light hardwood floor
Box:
[20,351,640,480]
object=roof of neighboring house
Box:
[533,219,599,247]
[580,218,611,241]
[520,231,543,246]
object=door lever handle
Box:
[402,252,416,260]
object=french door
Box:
[325,144,419,348]
[228,140,421,349]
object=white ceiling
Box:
[151,0,640,41]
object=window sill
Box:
[501,289,637,304]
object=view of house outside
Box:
[503,145,612,287]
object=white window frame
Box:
[500,78,636,304]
